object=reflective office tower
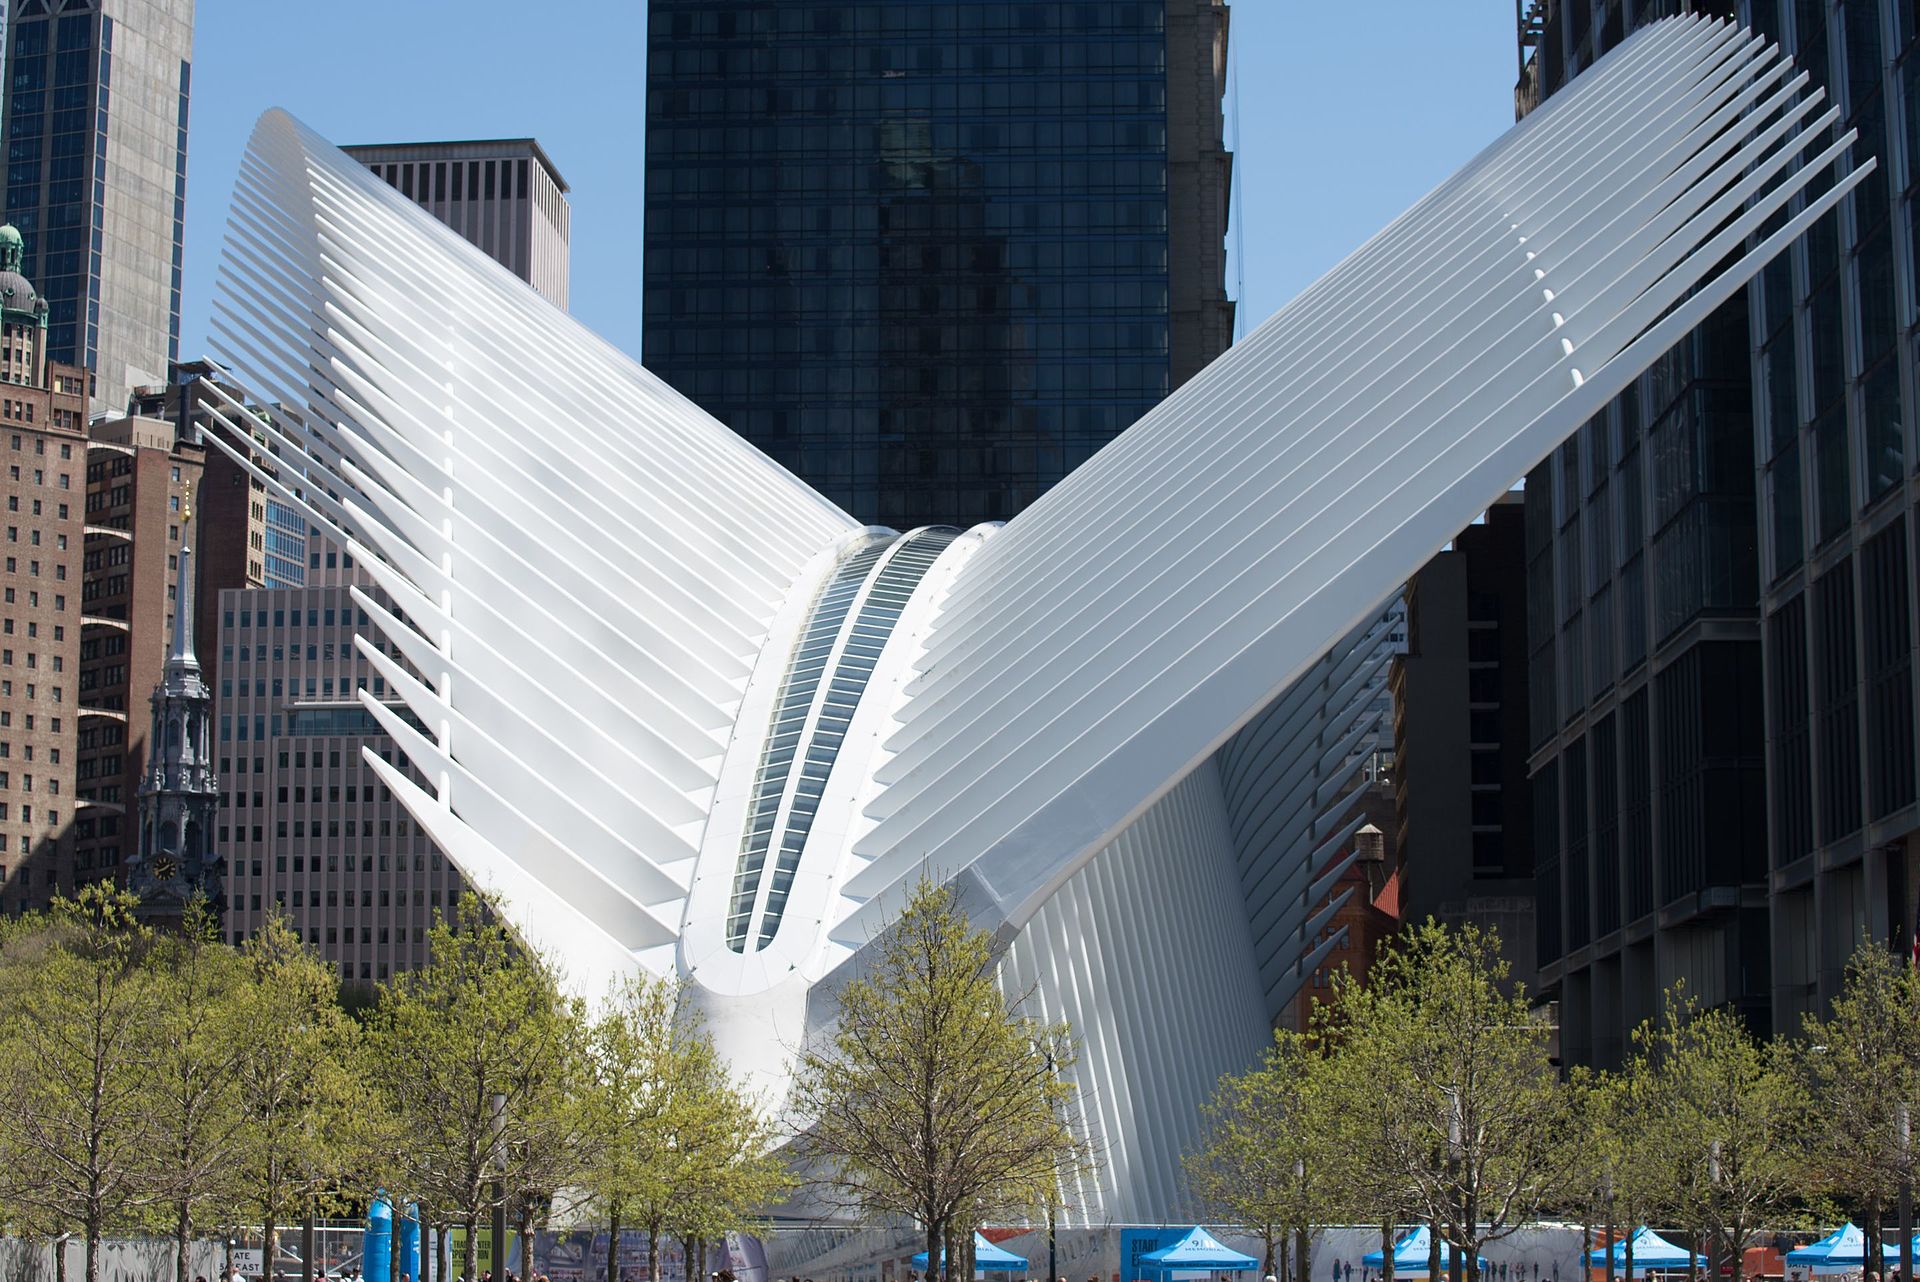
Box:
[637,0,1407,1026]
[1517,0,1920,1065]
[344,140,571,311]
[640,0,1233,530]
[0,0,194,414]
[214,533,464,982]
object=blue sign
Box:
[1121,1231,1191,1282]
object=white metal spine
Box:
[202,20,1862,1118]
[844,19,1869,951]
[1217,602,1399,1018]
[997,760,1268,1224]
[207,109,858,981]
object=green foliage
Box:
[1794,943,1920,1260]
[0,885,812,1282]
[360,895,592,1282]
[787,878,1085,1277]
[1630,987,1803,1270]
[0,886,171,1282]
[1186,1029,1340,1279]
[1355,921,1569,1276]
[228,914,370,1275]
[1204,921,1568,1282]
[146,904,254,1282]
[577,973,788,1282]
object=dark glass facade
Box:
[641,0,1231,530]
[4,7,109,371]
[1517,0,1920,1063]
[1,0,193,413]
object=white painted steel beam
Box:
[206,21,1857,1147]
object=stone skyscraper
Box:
[0,224,89,915]
[0,0,194,414]
[215,530,465,983]
[344,139,571,310]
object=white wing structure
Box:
[206,18,1863,1220]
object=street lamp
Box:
[490,1093,508,1281]
[1707,1141,1722,1282]
[1039,1046,1061,1282]
[1897,1103,1912,1282]
[1445,1089,1464,1282]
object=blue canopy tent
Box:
[912,1233,1030,1273]
[1585,1227,1699,1277]
[1141,1228,1260,1279]
[1785,1224,1902,1275]
[1361,1227,1488,1279]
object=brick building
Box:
[0,223,89,912]
[1283,817,1403,1030]
[74,412,203,884]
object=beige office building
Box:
[214,536,463,983]
[343,138,571,310]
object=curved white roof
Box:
[201,17,1860,1096]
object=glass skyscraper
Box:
[640,0,1232,530]
[1,0,193,414]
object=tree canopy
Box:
[787,878,1085,1278]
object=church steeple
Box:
[129,489,223,926]
[167,532,198,668]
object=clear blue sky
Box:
[178,2,1517,364]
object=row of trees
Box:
[1187,923,1920,1282]
[0,887,786,1282]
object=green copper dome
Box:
[0,226,45,323]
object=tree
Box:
[580,972,687,1282]
[229,915,369,1282]
[149,906,253,1282]
[1570,1060,1669,1282]
[0,887,170,1282]
[1186,1028,1340,1281]
[1636,989,1801,1282]
[638,1044,784,1282]
[787,878,1084,1279]
[362,896,590,1282]
[1797,943,1920,1276]
[1307,980,1418,1282]
[1343,921,1570,1282]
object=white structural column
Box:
[1218,601,1400,1017]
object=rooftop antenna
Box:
[1228,23,1245,342]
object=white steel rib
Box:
[203,17,1863,1212]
